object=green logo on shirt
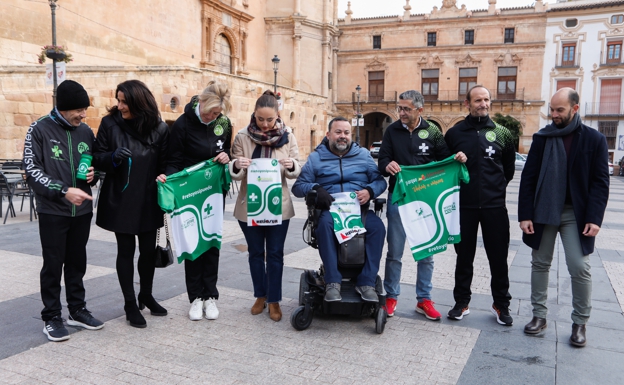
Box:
[350,192,357,199]
[204,203,213,216]
[204,169,213,180]
[486,132,496,142]
[77,142,89,154]
[214,125,224,136]
[271,159,278,167]
[418,130,429,139]
[51,145,63,160]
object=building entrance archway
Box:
[359,112,393,149]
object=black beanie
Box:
[56,80,90,111]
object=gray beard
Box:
[331,141,349,155]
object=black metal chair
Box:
[0,172,36,223]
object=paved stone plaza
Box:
[1,174,623,384]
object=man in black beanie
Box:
[23,79,104,342]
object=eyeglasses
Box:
[396,106,415,113]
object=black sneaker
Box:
[43,316,70,342]
[447,303,470,320]
[67,308,104,330]
[491,303,513,326]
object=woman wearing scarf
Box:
[230,90,301,322]
[93,80,169,328]
[165,82,232,321]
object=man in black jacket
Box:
[444,85,515,326]
[23,80,104,342]
[378,90,466,320]
[518,88,609,347]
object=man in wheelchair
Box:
[292,117,387,303]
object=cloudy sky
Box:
[338,0,540,18]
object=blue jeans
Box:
[316,209,385,287]
[239,220,290,303]
[384,192,434,302]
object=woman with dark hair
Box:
[230,90,300,322]
[165,81,232,321]
[93,79,169,328]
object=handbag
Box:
[155,215,174,268]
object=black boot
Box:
[124,301,147,328]
[138,292,167,316]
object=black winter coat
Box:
[518,123,610,255]
[378,119,451,193]
[166,96,232,174]
[93,113,169,234]
[444,115,515,209]
[23,113,96,217]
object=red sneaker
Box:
[385,298,397,317]
[416,299,442,321]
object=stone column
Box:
[322,41,330,97]
[332,47,339,104]
[201,11,210,66]
[293,34,301,90]
[295,0,301,15]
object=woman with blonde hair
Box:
[230,90,300,322]
[166,81,232,321]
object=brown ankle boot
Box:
[268,303,282,322]
[251,297,266,315]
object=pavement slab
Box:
[1,175,623,384]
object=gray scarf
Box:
[532,113,581,226]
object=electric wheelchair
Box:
[290,190,388,334]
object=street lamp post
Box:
[355,85,361,145]
[272,55,280,93]
[49,0,59,107]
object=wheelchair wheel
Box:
[375,307,387,334]
[291,306,313,331]
[299,272,309,306]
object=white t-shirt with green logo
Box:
[158,160,231,262]
[329,192,366,244]
[247,158,282,226]
[392,156,470,261]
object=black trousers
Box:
[453,207,512,308]
[115,230,157,303]
[185,247,220,303]
[39,212,93,321]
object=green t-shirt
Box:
[392,155,470,261]
[158,160,231,262]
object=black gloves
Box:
[112,147,132,166]
[313,185,335,210]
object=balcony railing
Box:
[421,88,525,102]
[555,52,580,68]
[600,51,623,66]
[351,91,397,103]
[585,102,624,116]
[341,88,525,104]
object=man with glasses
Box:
[378,90,466,320]
[444,85,515,326]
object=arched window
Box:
[215,34,232,74]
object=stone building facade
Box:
[335,0,548,153]
[540,0,624,163]
[0,0,339,159]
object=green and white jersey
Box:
[392,156,470,261]
[158,160,231,262]
[329,192,366,244]
[247,158,282,226]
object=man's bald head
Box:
[550,87,580,128]
[552,87,579,108]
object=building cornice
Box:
[202,0,254,22]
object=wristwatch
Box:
[61,187,68,195]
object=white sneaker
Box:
[204,298,219,320]
[189,298,204,321]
